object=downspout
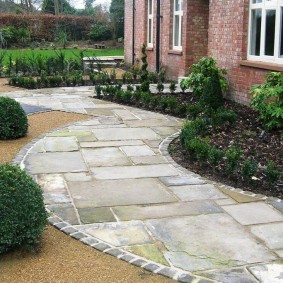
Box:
[132,0,136,65]
[156,0,161,72]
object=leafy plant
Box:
[0,97,28,139]
[95,85,102,98]
[181,57,228,96]
[0,164,47,254]
[242,159,258,179]
[265,160,280,188]
[250,72,283,130]
[186,103,203,119]
[167,97,178,113]
[211,109,237,126]
[169,82,177,94]
[225,146,242,174]
[140,44,149,83]
[55,30,68,49]
[156,82,164,93]
[208,146,225,166]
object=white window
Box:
[147,0,153,48]
[248,0,283,63]
[173,0,183,50]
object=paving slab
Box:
[124,119,182,128]
[64,172,92,182]
[68,178,177,208]
[197,268,258,283]
[80,221,154,247]
[120,145,156,156]
[81,148,131,167]
[113,109,139,120]
[130,155,167,165]
[250,222,283,249]
[80,140,144,148]
[44,136,79,152]
[78,207,116,224]
[25,152,87,174]
[112,200,222,221]
[145,214,275,272]
[46,203,79,225]
[219,187,263,203]
[169,184,226,201]
[91,164,180,179]
[159,176,206,186]
[37,174,67,193]
[92,127,160,141]
[222,202,283,225]
[248,263,283,283]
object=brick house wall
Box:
[208,0,271,105]
[124,0,283,105]
[124,0,208,79]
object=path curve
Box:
[4,87,282,283]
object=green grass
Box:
[0,48,124,65]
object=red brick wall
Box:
[124,0,209,80]
[208,0,268,105]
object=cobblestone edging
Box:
[159,132,283,205]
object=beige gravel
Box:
[0,110,174,283]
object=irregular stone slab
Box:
[130,156,167,165]
[198,268,258,283]
[275,249,283,257]
[81,221,154,246]
[29,140,45,153]
[92,103,124,108]
[125,119,182,128]
[81,148,131,167]
[219,187,262,203]
[127,243,169,266]
[152,127,179,137]
[78,207,116,224]
[145,214,275,272]
[64,172,92,182]
[20,103,51,114]
[250,223,283,249]
[143,139,163,149]
[80,140,144,148]
[222,203,283,225]
[248,263,283,283]
[63,102,95,109]
[44,192,71,205]
[113,109,139,120]
[170,184,226,201]
[269,200,283,214]
[113,200,222,221]
[92,128,160,141]
[46,203,79,225]
[37,174,67,193]
[215,198,237,206]
[91,164,179,180]
[25,152,87,174]
[98,117,123,125]
[68,178,177,208]
[44,137,79,152]
[120,145,156,157]
[159,176,206,186]
[76,119,100,126]
[48,131,94,138]
[86,108,114,116]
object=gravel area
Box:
[0,110,173,283]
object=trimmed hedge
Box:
[0,165,47,254]
[0,97,28,140]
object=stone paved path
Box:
[2,87,283,282]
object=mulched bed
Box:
[170,99,283,199]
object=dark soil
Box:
[170,99,283,199]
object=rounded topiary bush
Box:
[0,97,28,140]
[0,164,48,254]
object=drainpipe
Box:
[156,0,161,72]
[132,0,136,65]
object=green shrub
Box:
[169,82,177,94]
[265,160,280,188]
[176,103,188,117]
[159,97,169,112]
[140,44,149,82]
[0,164,47,254]
[181,57,228,97]
[186,103,203,119]
[88,23,112,41]
[242,159,258,179]
[0,97,28,140]
[208,146,225,166]
[141,91,152,106]
[148,72,158,83]
[211,109,237,126]
[167,97,178,113]
[225,146,242,174]
[200,71,224,111]
[121,90,132,104]
[150,96,159,109]
[156,82,164,93]
[95,85,102,98]
[250,72,283,130]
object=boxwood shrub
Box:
[0,164,47,254]
[0,97,28,140]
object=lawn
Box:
[0,48,124,65]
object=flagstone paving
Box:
[5,86,282,282]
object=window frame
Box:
[248,0,283,63]
[147,0,154,48]
[173,0,183,51]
